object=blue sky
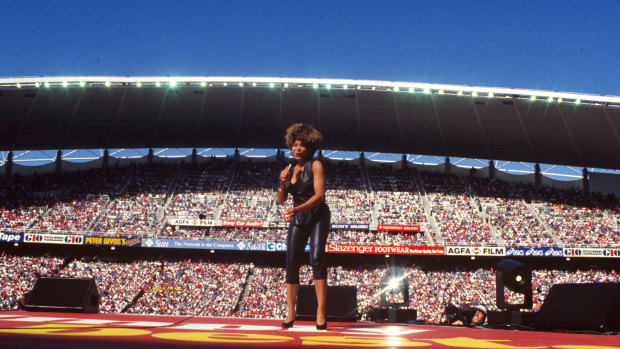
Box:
[1,0,619,96]
[2,1,619,179]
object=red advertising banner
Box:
[377,224,421,232]
[221,220,262,228]
[327,244,444,255]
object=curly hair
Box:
[285,123,322,156]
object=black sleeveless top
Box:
[285,158,330,225]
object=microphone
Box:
[282,162,294,183]
[286,162,294,173]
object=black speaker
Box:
[296,285,357,322]
[534,283,620,332]
[374,308,417,323]
[24,277,99,313]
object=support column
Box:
[582,167,589,194]
[103,149,109,169]
[401,154,407,169]
[234,148,240,161]
[55,150,62,175]
[191,148,197,164]
[5,151,13,181]
[535,163,541,187]
[489,160,495,179]
[445,156,451,175]
[148,148,154,165]
[360,151,365,167]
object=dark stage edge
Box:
[0,311,617,348]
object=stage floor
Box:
[0,311,617,348]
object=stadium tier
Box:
[1,157,618,249]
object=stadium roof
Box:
[1,76,619,170]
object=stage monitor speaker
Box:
[24,277,99,313]
[296,285,357,322]
[534,283,620,332]
[374,308,417,323]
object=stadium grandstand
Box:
[1,77,619,346]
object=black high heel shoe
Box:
[281,317,296,328]
[316,321,327,330]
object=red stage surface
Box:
[0,311,617,348]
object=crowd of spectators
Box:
[167,160,230,220]
[159,226,288,242]
[0,252,64,310]
[220,161,275,221]
[1,253,618,324]
[33,168,128,233]
[539,203,619,247]
[126,259,249,317]
[59,256,161,313]
[323,161,371,224]
[2,160,619,249]
[469,178,555,246]
[157,226,427,246]
[421,172,492,245]
[159,226,210,239]
[367,165,426,225]
[0,173,72,230]
[94,164,177,237]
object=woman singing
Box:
[277,123,330,330]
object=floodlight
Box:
[530,95,536,101]
[200,82,206,87]
[79,81,86,87]
[547,96,553,102]
[284,83,289,88]
[495,259,532,310]
[488,92,494,97]
[35,82,41,88]
[472,91,478,97]
[575,99,581,105]
[457,91,463,95]
[223,82,228,86]
[313,83,318,89]
[252,82,257,87]
[372,86,376,90]
[62,81,68,87]
[155,82,161,87]
[424,88,430,94]
[326,83,331,89]
[408,87,414,93]
[269,82,274,88]
[557,98,563,103]
[44,82,50,88]
[438,89,444,94]
[356,85,361,90]
[239,82,244,87]
[169,81,177,87]
[136,82,142,87]
[105,81,111,87]
[16,83,21,88]
[379,266,409,308]
[342,84,348,89]
[389,278,400,290]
